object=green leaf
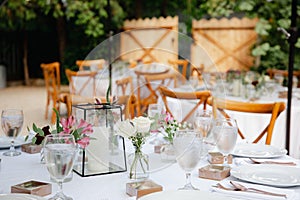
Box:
[252,43,270,56]
[106,82,111,104]
[53,108,60,131]
[37,128,44,136]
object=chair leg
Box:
[45,93,50,119]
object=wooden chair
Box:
[76,59,106,71]
[159,86,211,123]
[168,59,189,83]
[40,62,71,123]
[65,69,98,106]
[115,76,139,119]
[135,71,177,116]
[207,97,286,145]
[266,68,300,87]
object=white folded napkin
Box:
[211,180,298,200]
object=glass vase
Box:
[160,143,176,163]
[128,149,149,180]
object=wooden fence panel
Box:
[191,17,258,72]
[121,16,178,64]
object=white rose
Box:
[131,116,152,133]
[115,119,137,138]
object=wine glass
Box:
[147,103,162,118]
[44,134,77,200]
[193,110,213,158]
[147,104,163,145]
[211,118,238,166]
[173,130,202,190]
[1,109,24,156]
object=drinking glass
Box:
[44,134,77,200]
[147,103,162,118]
[211,118,238,166]
[193,110,213,157]
[147,104,163,145]
[173,130,202,190]
[1,109,24,156]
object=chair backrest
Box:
[115,76,137,119]
[40,62,61,97]
[168,59,189,83]
[65,69,97,99]
[76,59,106,71]
[115,76,133,96]
[159,85,211,123]
[207,97,286,145]
[135,71,177,115]
[267,68,300,78]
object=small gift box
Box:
[11,180,51,196]
[21,144,42,154]
[208,152,233,164]
[199,165,231,180]
[126,180,163,199]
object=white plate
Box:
[139,190,233,200]
[231,165,300,187]
[0,194,46,200]
[0,136,29,149]
[232,143,287,158]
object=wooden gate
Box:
[120,16,178,65]
[191,17,258,72]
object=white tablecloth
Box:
[0,142,300,200]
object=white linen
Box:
[0,141,300,200]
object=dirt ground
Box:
[0,85,68,136]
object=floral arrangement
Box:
[115,116,154,152]
[160,112,179,144]
[115,116,155,179]
[27,109,93,148]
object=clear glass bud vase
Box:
[128,149,149,180]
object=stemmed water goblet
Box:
[211,118,238,166]
[1,109,24,156]
[193,110,213,158]
[44,134,77,200]
[173,130,202,190]
[147,103,163,145]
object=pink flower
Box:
[164,112,173,122]
[77,119,93,135]
[77,137,90,149]
[60,115,76,134]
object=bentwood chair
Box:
[266,68,300,87]
[168,59,189,84]
[115,76,139,119]
[40,62,71,123]
[65,69,98,106]
[159,86,211,123]
[207,97,286,145]
[135,70,177,116]
[76,59,106,71]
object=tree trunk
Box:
[23,32,30,86]
[135,0,142,18]
[56,17,66,63]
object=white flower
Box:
[115,119,137,138]
[131,116,153,134]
